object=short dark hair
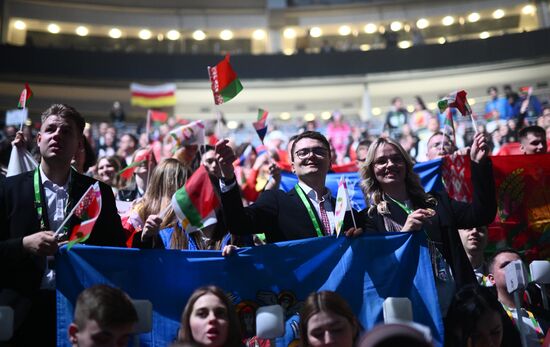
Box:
[73,284,138,329]
[488,248,522,273]
[356,139,371,150]
[41,104,85,134]
[300,291,362,347]
[518,125,546,140]
[487,86,498,94]
[290,131,331,162]
[178,286,242,347]
[445,284,505,347]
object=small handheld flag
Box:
[208,54,243,105]
[17,83,33,109]
[438,89,477,135]
[253,108,269,143]
[168,120,205,147]
[334,177,355,236]
[171,165,219,232]
[117,149,152,180]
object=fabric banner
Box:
[56,233,443,347]
[280,153,550,258]
[488,154,550,260]
[279,158,444,211]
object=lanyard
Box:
[34,167,73,234]
[385,194,413,215]
[33,168,45,230]
[502,304,544,339]
[294,184,324,238]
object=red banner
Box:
[488,154,550,260]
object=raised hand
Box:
[141,214,163,241]
[470,132,489,163]
[215,139,236,180]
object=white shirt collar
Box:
[39,165,71,190]
[297,181,331,202]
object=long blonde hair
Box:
[135,158,186,229]
[359,137,436,217]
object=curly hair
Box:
[359,137,436,217]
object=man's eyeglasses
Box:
[294,147,329,160]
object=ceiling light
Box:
[226,120,239,129]
[398,40,411,49]
[304,113,316,121]
[220,29,233,40]
[310,27,322,38]
[252,29,266,40]
[138,29,152,40]
[157,33,164,41]
[338,25,351,36]
[467,12,481,23]
[407,105,415,113]
[438,37,446,44]
[390,21,403,32]
[492,9,505,19]
[372,108,381,116]
[283,28,296,39]
[479,31,490,39]
[359,44,371,51]
[321,111,332,120]
[427,102,437,110]
[442,16,455,26]
[279,112,291,120]
[469,98,476,105]
[167,30,181,40]
[416,18,429,29]
[14,20,26,30]
[283,48,294,55]
[522,5,535,15]
[75,26,89,36]
[47,23,60,34]
[192,30,205,41]
[108,28,122,39]
[364,23,378,34]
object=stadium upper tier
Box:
[3,28,550,82]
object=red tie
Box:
[318,198,332,236]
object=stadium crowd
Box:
[0,83,549,347]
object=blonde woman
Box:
[359,133,496,314]
[122,158,185,248]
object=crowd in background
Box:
[1,83,550,347]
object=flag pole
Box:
[345,178,357,229]
[470,112,479,135]
[54,184,94,237]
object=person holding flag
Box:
[215,131,363,243]
[0,104,126,346]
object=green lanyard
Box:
[294,184,324,238]
[34,167,73,233]
[33,168,46,230]
[385,194,413,215]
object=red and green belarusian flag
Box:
[18,83,33,109]
[117,149,152,180]
[208,54,243,105]
[67,182,102,249]
[437,90,472,116]
[171,165,219,231]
